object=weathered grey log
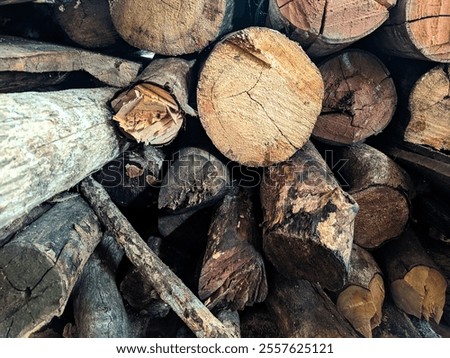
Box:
[80,176,236,338]
[72,233,130,338]
[0,87,124,230]
[0,196,102,337]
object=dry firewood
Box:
[79,176,236,338]
[374,0,450,62]
[337,143,411,249]
[0,36,141,87]
[197,26,324,167]
[71,233,129,338]
[402,65,450,151]
[336,245,385,338]
[0,72,68,93]
[260,141,358,291]
[0,196,102,337]
[198,188,268,311]
[0,87,125,230]
[54,0,120,48]
[109,0,236,55]
[313,50,397,145]
[240,305,280,338]
[267,0,396,57]
[377,229,447,323]
[111,58,196,145]
[266,272,359,338]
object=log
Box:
[313,50,397,145]
[414,194,450,243]
[109,0,235,55]
[377,229,447,323]
[266,273,358,338]
[79,176,236,338]
[337,143,411,249]
[403,65,450,151]
[240,305,280,338]
[215,310,241,338]
[54,0,120,48]
[0,87,124,230]
[111,58,196,145]
[374,0,450,62]
[197,26,324,167]
[72,233,130,338]
[0,36,141,87]
[0,196,102,337]
[198,187,268,311]
[0,72,68,93]
[336,245,385,338]
[267,0,396,57]
[260,141,358,291]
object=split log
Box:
[336,245,385,338]
[0,196,102,337]
[0,36,141,87]
[266,273,358,337]
[267,0,396,57]
[71,233,129,338]
[54,0,120,48]
[403,65,450,151]
[197,26,324,167]
[198,188,268,311]
[374,0,450,62]
[80,176,236,338]
[313,50,397,145]
[0,87,124,230]
[111,58,196,145]
[0,72,68,93]
[94,146,164,209]
[377,229,447,323]
[260,141,358,291]
[109,0,235,55]
[337,144,411,249]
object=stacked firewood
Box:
[0,0,449,338]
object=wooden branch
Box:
[0,87,125,230]
[79,176,236,338]
[0,36,141,87]
[0,196,102,337]
[197,27,324,167]
[313,50,397,145]
[261,141,358,290]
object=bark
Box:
[197,26,324,167]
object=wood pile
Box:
[0,0,449,338]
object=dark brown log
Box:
[0,196,102,337]
[240,305,280,338]
[374,0,450,62]
[197,26,324,167]
[0,71,68,93]
[198,187,268,311]
[111,58,196,146]
[266,272,358,338]
[0,36,141,87]
[337,143,411,249]
[267,0,396,57]
[336,245,385,338]
[313,50,397,145]
[109,0,235,55]
[72,233,129,338]
[377,229,447,323]
[79,176,236,338]
[260,141,358,291]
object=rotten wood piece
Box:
[0,36,141,87]
[111,58,196,145]
[80,176,236,338]
[0,196,102,337]
[336,245,385,338]
[337,143,411,249]
[313,50,397,145]
[267,0,397,57]
[260,141,358,291]
[198,188,268,311]
[197,26,324,167]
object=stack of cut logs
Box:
[0,0,449,338]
